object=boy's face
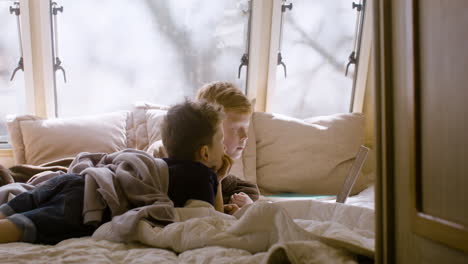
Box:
[222,111,251,160]
[206,124,226,171]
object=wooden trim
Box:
[374,0,396,263]
[412,213,468,252]
[264,0,282,113]
[26,0,56,118]
[19,0,36,114]
[0,149,13,158]
[351,0,373,113]
[409,0,468,253]
[246,0,274,112]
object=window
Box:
[0,0,368,147]
[52,0,250,118]
[267,0,355,118]
[0,0,27,145]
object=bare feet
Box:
[0,219,22,243]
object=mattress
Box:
[0,186,375,264]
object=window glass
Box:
[269,0,354,118]
[54,0,248,117]
[0,0,26,145]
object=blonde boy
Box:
[196,81,259,213]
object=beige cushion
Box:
[254,112,370,195]
[7,112,129,165]
[6,115,43,164]
[146,109,167,148]
[147,140,168,159]
[129,103,168,151]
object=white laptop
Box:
[335,145,370,203]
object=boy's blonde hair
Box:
[196,82,252,114]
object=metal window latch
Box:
[9,2,24,82]
[346,1,365,77]
[238,53,249,79]
[282,2,293,12]
[352,2,363,11]
[10,57,23,81]
[277,52,287,78]
[52,3,63,15]
[276,1,292,79]
[54,57,67,83]
[9,3,20,15]
[238,0,252,79]
[345,51,356,76]
[51,2,66,83]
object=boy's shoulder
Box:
[163,158,217,182]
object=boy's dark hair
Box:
[161,99,225,161]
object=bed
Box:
[0,186,374,264]
[1,104,375,263]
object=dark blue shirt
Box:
[163,158,219,207]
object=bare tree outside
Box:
[53,0,247,118]
[270,0,355,118]
[0,0,358,143]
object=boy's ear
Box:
[199,145,210,161]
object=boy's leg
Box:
[20,174,96,244]
[6,173,79,214]
[0,174,89,244]
[0,219,23,243]
[0,174,71,219]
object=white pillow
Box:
[254,112,370,195]
[129,103,168,151]
[7,112,129,165]
[146,109,167,148]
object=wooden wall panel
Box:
[418,0,468,227]
[376,0,468,261]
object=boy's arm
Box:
[214,183,224,212]
[214,155,232,213]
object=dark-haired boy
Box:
[0,100,230,244]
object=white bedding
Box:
[0,187,375,264]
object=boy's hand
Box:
[216,154,233,181]
[224,204,240,215]
[229,192,254,207]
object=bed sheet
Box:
[0,187,375,264]
[258,185,375,210]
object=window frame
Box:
[1,0,372,150]
[0,0,55,150]
[27,0,57,118]
[263,0,372,115]
[350,0,372,113]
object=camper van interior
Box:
[0,0,466,263]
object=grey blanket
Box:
[0,149,175,243]
[68,149,175,242]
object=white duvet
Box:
[0,189,374,264]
